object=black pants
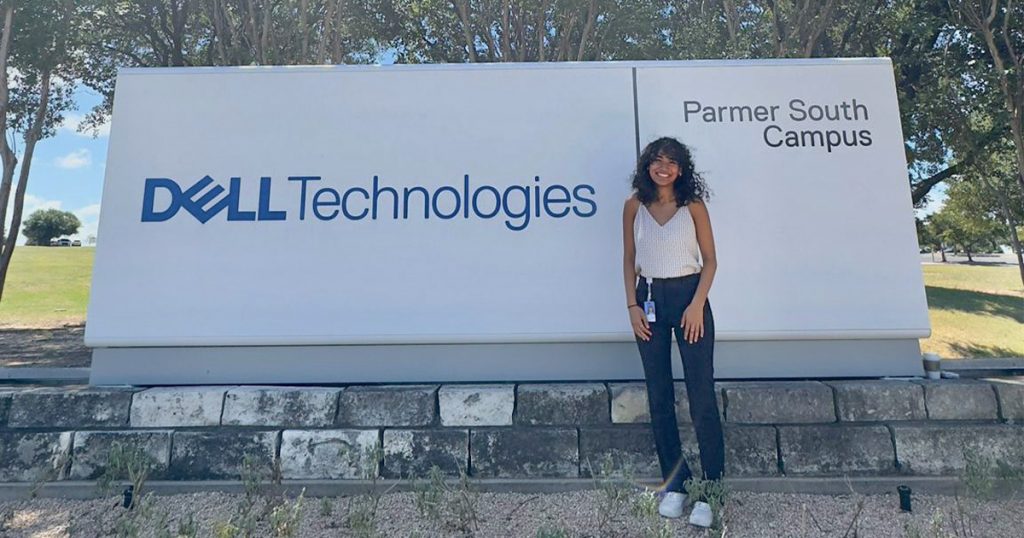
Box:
[635,273,724,496]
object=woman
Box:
[622,137,724,526]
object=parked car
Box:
[49,238,57,246]
[72,239,81,247]
[57,238,71,247]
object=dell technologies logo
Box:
[141,175,598,231]
[141,176,286,223]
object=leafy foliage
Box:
[21,208,81,246]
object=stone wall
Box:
[1,379,1022,482]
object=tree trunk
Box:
[722,0,739,48]
[453,0,477,62]
[260,0,272,65]
[0,70,51,302]
[515,6,526,61]
[802,0,837,57]
[244,0,262,64]
[210,0,230,65]
[500,0,511,60]
[1011,228,1024,287]
[317,0,336,64]
[995,183,1024,287]
[0,3,15,259]
[765,0,786,56]
[975,15,1024,198]
[299,0,309,62]
[536,0,549,61]
[331,0,343,63]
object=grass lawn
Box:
[0,246,93,328]
[0,247,1021,359]
[919,263,1024,359]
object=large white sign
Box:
[86,59,928,357]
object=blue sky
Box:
[9,83,945,246]
[9,86,107,245]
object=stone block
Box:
[439,385,514,426]
[919,380,998,420]
[579,427,659,478]
[222,387,339,427]
[170,431,276,480]
[828,381,926,422]
[990,380,1024,421]
[610,383,649,424]
[723,425,779,477]
[893,424,1024,475]
[382,429,469,479]
[337,385,438,427]
[280,430,380,479]
[514,383,608,425]
[0,391,13,427]
[678,383,727,424]
[131,387,227,427]
[471,428,578,478]
[7,387,133,428]
[579,424,777,479]
[722,382,835,424]
[609,383,725,424]
[779,425,895,475]
[69,430,172,480]
[0,432,72,482]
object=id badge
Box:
[643,300,656,323]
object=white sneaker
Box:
[688,501,713,527]
[657,491,686,518]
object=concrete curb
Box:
[2,476,1018,501]
[944,360,1024,377]
[0,367,90,383]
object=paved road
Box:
[920,252,1019,265]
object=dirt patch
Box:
[0,324,90,368]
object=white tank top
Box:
[634,202,702,278]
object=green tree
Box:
[949,0,1024,198]
[957,146,1024,284]
[56,0,1019,258]
[916,216,947,262]
[75,0,393,133]
[0,0,83,301]
[928,181,1008,262]
[21,208,81,246]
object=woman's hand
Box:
[630,306,652,341]
[680,302,704,344]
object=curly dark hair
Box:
[631,137,709,207]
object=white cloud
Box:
[21,193,62,214]
[55,149,91,169]
[75,203,101,220]
[59,113,111,138]
[71,203,100,245]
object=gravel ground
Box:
[0,487,1020,537]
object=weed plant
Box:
[97,442,157,509]
[411,462,480,535]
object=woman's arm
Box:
[680,199,717,343]
[622,197,650,340]
[688,199,717,306]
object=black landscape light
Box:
[897,485,912,512]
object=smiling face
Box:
[648,152,680,188]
